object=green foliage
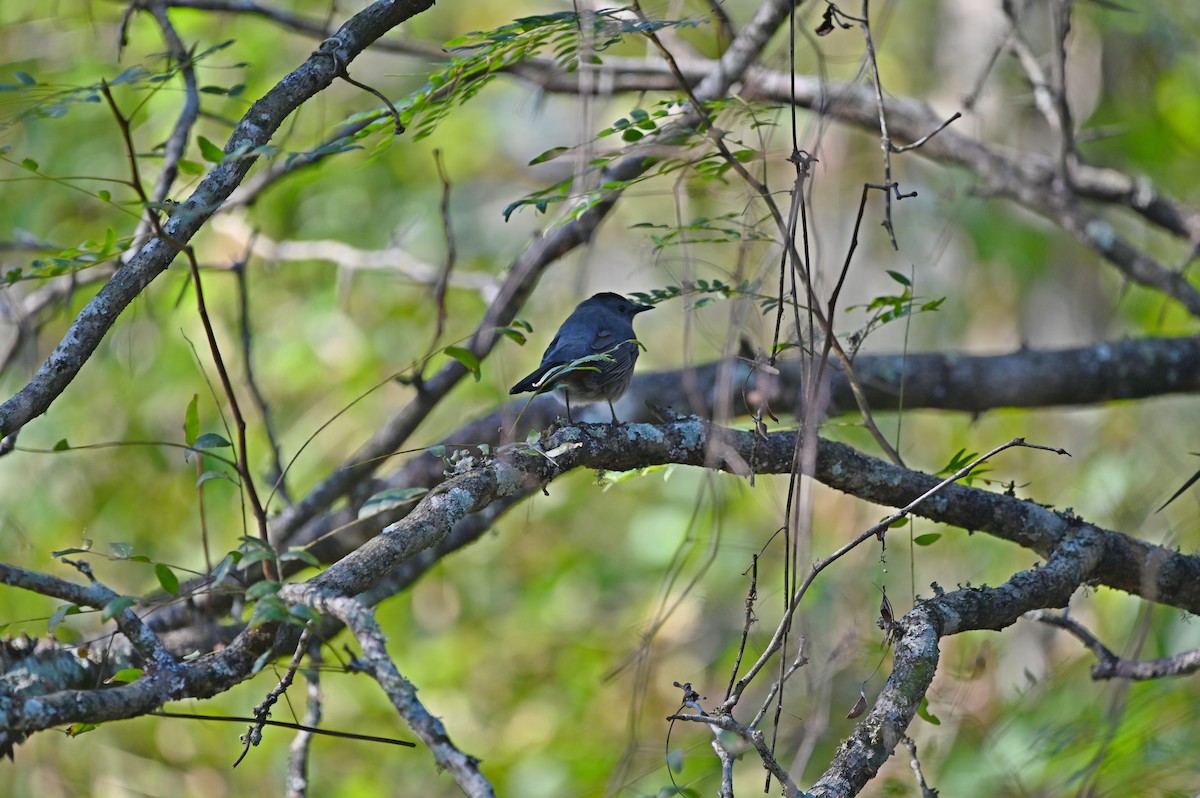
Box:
[443,344,481,380]
[629,278,766,310]
[507,97,772,220]
[936,448,991,485]
[1,224,133,288]
[3,5,1200,798]
[382,10,708,144]
[631,212,772,251]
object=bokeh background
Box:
[2,1,1199,795]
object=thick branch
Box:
[279,334,1200,555]
[299,596,496,797]
[9,419,1196,756]
[285,419,1200,614]
[809,529,1105,797]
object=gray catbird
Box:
[509,292,654,425]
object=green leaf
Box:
[97,190,111,202]
[428,444,447,458]
[21,158,38,171]
[197,135,225,163]
[238,535,275,553]
[249,596,289,627]
[109,542,134,559]
[529,146,570,165]
[48,603,81,633]
[289,605,321,625]
[886,270,911,286]
[53,438,70,452]
[178,159,205,175]
[444,345,481,381]
[237,536,276,566]
[916,695,941,725]
[246,580,281,600]
[155,563,180,595]
[197,470,236,487]
[280,547,321,568]
[191,432,232,450]
[358,487,429,520]
[240,547,276,567]
[184,394,199,446]
[66,723,100,737]
[913,533,942,547]
[106,668,143,684]
[210,552,239,588]
[921,297,945,312]
[15,71,36,86]
[499,326,527,345]
[102,596,137,621]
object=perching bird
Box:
[509,292,654,425]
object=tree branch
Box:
[809,528,1105,796]
[0,0,437,439]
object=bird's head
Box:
[583,292,655,319]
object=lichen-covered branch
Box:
[809,528,1105,797]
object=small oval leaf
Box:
[155,563,180,595]
[444,345,480,381]
[358,487,429,519]
[191,432,232,450]
[197,136,225,163]
[102,596,137,621]
[106,668,143,684]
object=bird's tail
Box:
[509,366,552,395]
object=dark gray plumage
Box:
[509,292,654,424]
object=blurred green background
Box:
[2,1,1199,796]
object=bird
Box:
[509,292,654,425]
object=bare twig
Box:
[1028,610,1200,680]
[298,594,497,798]
[723,437,1069,710]
[809,531,1105,797]
[666,708,801,796]
[234,627,314,767]
[233,240,291,504]
[286,659,322,798]
[900,736,938,798]
[99,83,275,573]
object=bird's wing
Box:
[590,325,638,385]
[589,325,616,353]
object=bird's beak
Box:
[633,303,654,314]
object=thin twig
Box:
[233,238,291,505]
[901,735,938,798]
[100,84,276,577]
[152,709,415,748]
[723,437,1069,710]
[234,626,315,767]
